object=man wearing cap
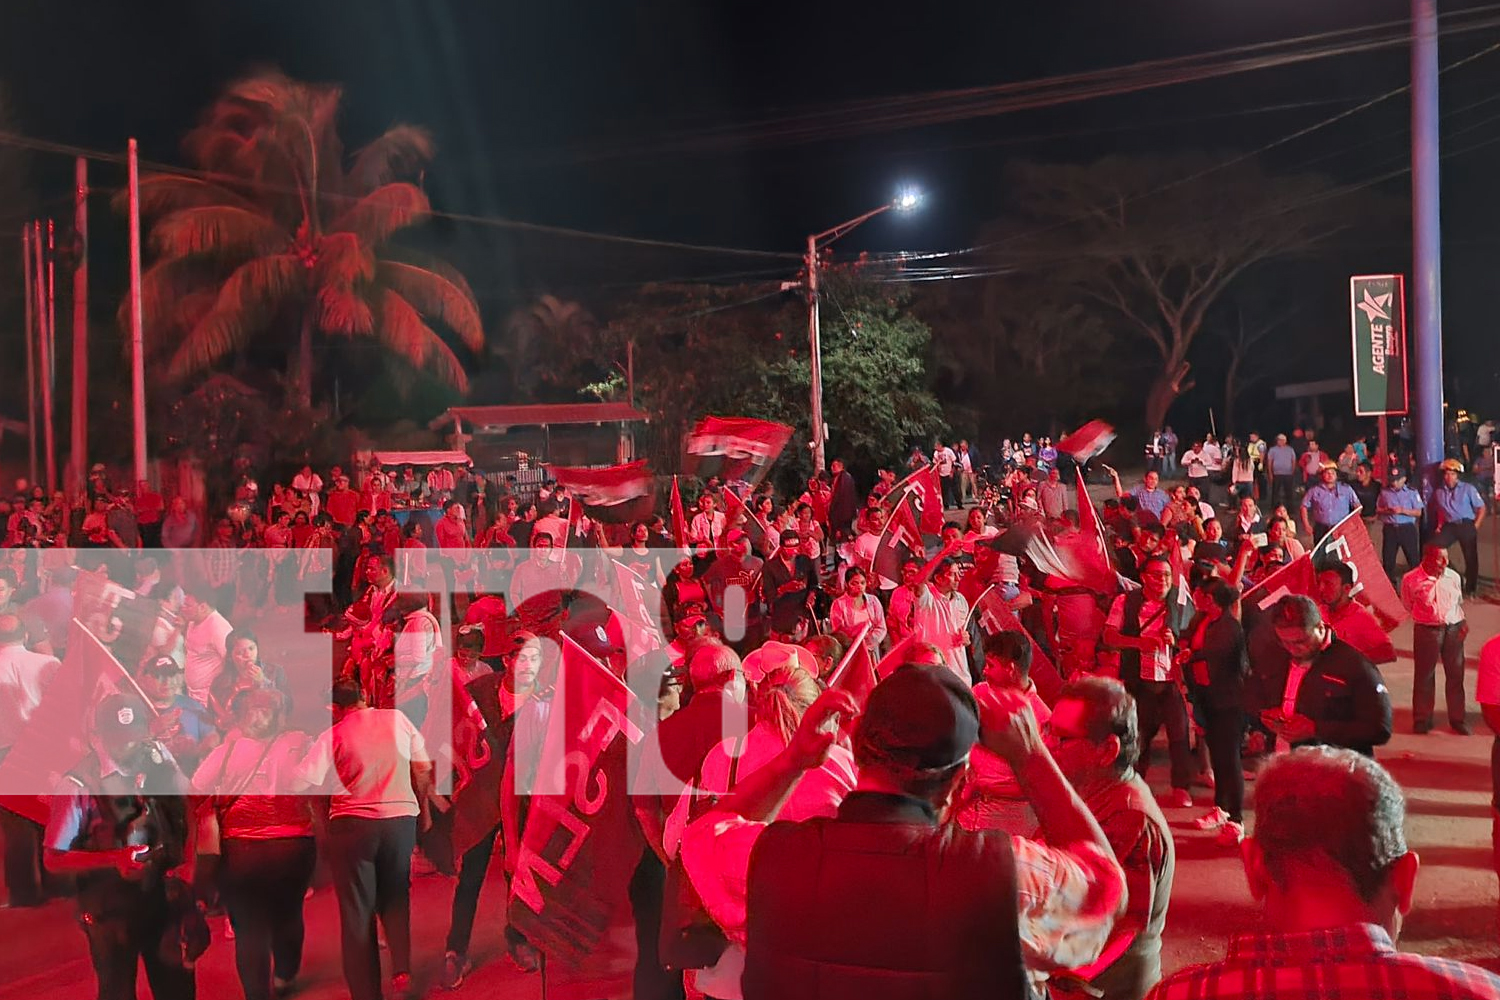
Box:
[1376,468,1424,583]
[1431,458,1486,596]
[44,693,197,1000]
[704,531,765,646]
[1300,462,1361,544]
[682,668,1125,1000]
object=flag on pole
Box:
[0,620,147,823]
[874,632,919,681]
[551,461,655,524]
[721,488,772,553]
[508,633,647,971]
[888,465,945,534]
[669,476,688,549]
[1057,419,1118,462]
[611,559,666,664]
[683,416,793,485]
[873,486,927,589]
[827,623,877,706]
[968,586,1065,706]
[1243,510,1406,624]
[418,662,496,871]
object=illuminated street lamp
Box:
[805,186,922,474]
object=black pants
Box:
[1435,519,1481,593]
[1412,622,1467,729]
[80,894,196,1000]
[446,824,500,957]
[1382,522,1421,583]
[1270,473,1296,510]
[628,850,684,1000]
[1204,706,1245,823]
[1134,681,1192,791]
[939,475,957,509]
[1,806,44,906]
[326,815,416,1000]
[221,837,316,1000]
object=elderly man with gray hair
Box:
[1147,746,1500,1000]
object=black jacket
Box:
[1249,631,1392,756]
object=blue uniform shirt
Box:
[1376,486,1423,525]
[1302,482,1360,525]
[1131,485,1171,518]
[1434,481,1484,523]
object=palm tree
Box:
[124,71,484,408]
[498,294,598,400]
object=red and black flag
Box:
[721,487,772,553]
[1243,510,1406,624]
[683,416,793,485]
[888,464,945,534]
[669,475,688,549]
[873,486,928,589]
[551,461,656,524]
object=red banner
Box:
[508,634,647,967]
[1244,511,1406,624]
[684,416,793,484]
[828,623,878,707]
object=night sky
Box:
[3,0,1500,424]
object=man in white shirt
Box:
[957,440,978,506]
[295,679,433,1000]
[181,585,234,705]
[531,499,569,548]
[0,612,60,908]
[909,558,973,683]
[1401,542,1470,734]
[933,441,959,510]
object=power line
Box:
[0,128,800,261]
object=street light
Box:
[805,186,923,474]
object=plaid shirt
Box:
[1146,923,1500,1000]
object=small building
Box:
[430,402,649,472]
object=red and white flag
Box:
[551,461,655,524]
[1057,419,1117,462]
[611,559,666,664]
[684,416,793,485]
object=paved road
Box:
[3,544,1498,997]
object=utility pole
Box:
[806,234,825,475]
[20,225,36,487]
[46,220,58,494]
[128,139,148,486]
[1411,0,1444,503]
[70,157,88,493]
[32,221,55,494]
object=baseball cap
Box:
[854,664,979,773]
[95,693,151,741]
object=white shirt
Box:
[532,514,568,546]
[1181,450,1208,479]
[958,449,974,473]
[296,707,431,820]
[934,447,957,477]
[1400,566,1465,626]
[0,642,59,751]
[910,584,971,682]
[690,511,727,546]
[829,593,888,656]
[184,610,233,705]
[1202,441,1223,470]
[1106,594,1174,683]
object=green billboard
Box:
[1349,274,1409,417]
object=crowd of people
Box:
[0,422,1496,1000]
